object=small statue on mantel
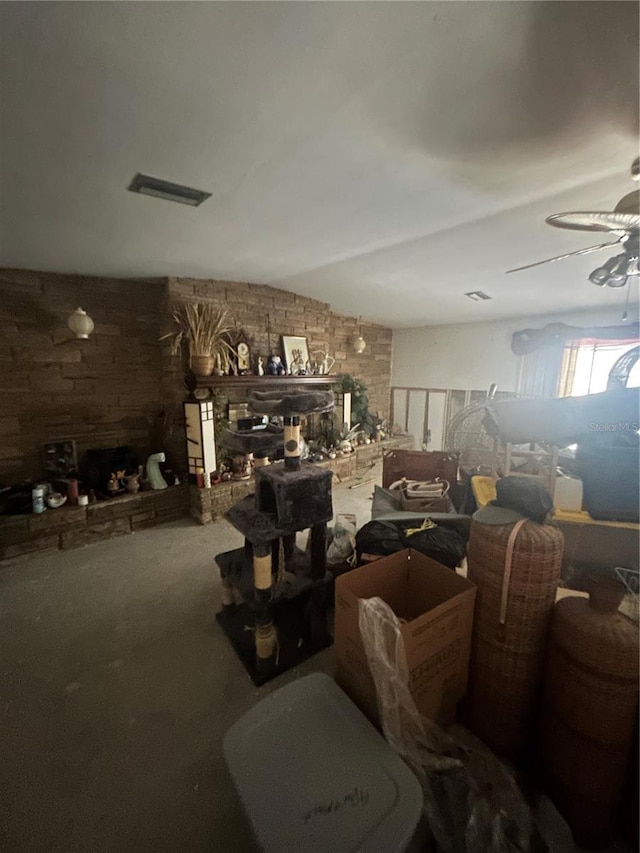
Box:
[107,473,120,495]
[257,356,264,376]
[267,355,286,376]
[146,452,168,490]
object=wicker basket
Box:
[539,580,639,846]
[465,518,563,761]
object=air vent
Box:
[465,291,492,302]
[127,173,211,207]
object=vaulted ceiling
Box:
[0,1,638,326]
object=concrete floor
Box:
[0,467,378,853]
[1,464,632,853]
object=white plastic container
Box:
[224,673,423,853]
[554,475,583,512]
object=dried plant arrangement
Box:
[160,302,234,376]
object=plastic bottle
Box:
[32,487,45,514]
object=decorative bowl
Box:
[46,492,67,509]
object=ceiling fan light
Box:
[589,270,609,287]
[588,255,620,286]
[610,254,632,275]
[606,273,629,288]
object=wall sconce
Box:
[353,334,367,354]
[353,316,366,353]
[67,307,94,339]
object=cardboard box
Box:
[334,548,476,727]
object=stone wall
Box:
[0,269,165,482]
[163,277,393,468]
[0,269,393,483]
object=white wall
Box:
[392,305,639,393]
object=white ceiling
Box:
[0,1,638,327]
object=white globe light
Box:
[67,307,94,339]
[353,335,366,354]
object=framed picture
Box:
[43,439,78,477]
[282,335,310,375]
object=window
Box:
[560,341,640,397]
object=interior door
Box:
[407,390,427,450]
[392,389,408,433]
[425,391,447,451]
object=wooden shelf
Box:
[195,374,340,390]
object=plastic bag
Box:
[406,524,466,569]
[358,597,546,853]
[356,519,465,569]
[326,514,357,566]
[355,520,406,560]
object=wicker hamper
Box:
[539,578,639,848]
[465,518,563,762]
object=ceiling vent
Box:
[127,173,211,207]
[465,291,492,302]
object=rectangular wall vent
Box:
[465,291,492,302]
[127,173,211,207]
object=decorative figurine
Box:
[257,356,264,376]
[107,473,120,495]
[231,455,252,480]
[213,354,225,376]
[146,452,168,490]
[267,355,286,376]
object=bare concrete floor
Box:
[0,467,379,853]
[1,464,631,853]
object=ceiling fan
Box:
[506,158,640,293]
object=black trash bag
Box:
[407,526,467,569]
[356,519,466,569]
[355,520,406,559]
[494,476,552,524]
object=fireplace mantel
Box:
[195,374,339,390]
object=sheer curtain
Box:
[516,342,566,397]
[512,322,639,398]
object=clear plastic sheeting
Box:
[358,597,547,853]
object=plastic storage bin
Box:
[223,673,423,853]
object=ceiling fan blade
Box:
[505,240,620,274]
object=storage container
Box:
[465,518,563,761]
[223,673,424,853]
[539,578,639,848]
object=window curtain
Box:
[516,343,566,397]
[512,321,639,398]
[557,342,580,397]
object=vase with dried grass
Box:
[160,302,234,377]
